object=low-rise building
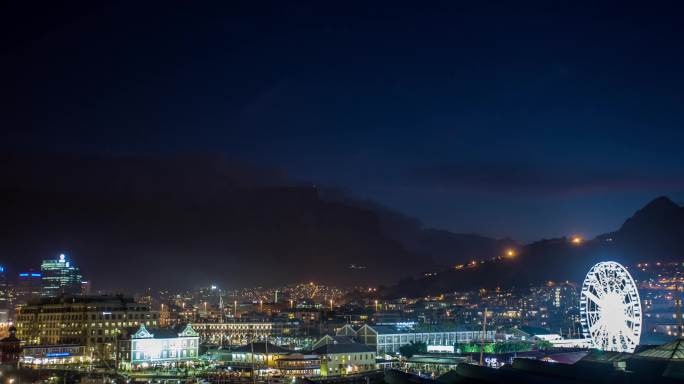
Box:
[190,321,299,345]
[21,344,91,367]
[0,326,21,366]
[117,324,200,370]
[311,336,376,376]
[275,353,321,377]
[228,342,292,369]
[347,324,495,355]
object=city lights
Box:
[2,3,681,383]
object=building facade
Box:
[117,324,199,370]
[344,324,496,355]
[41,254,84,297]
[14,295,157,361]
[21,344,91,367]
[0,265,8,312]
[228,342,292,369]
[312,336,376,376]
[16,271,43,305]
[190,321,300,345]
[0,326,21,366]
[275,354,321,377]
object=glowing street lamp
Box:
[505,249,517,258]
[571,235,583,245]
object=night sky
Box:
[3,1,684,243]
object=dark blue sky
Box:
[2,1,684,241]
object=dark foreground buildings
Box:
[386,339,684,384]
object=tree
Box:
[535,340,553,350]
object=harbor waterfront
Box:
[3,255,684,382]
[1,265,684,384]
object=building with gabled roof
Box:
[312,335,355,350]
[335,324,357,338]
[117,324,199,370]
[309,335,376,376]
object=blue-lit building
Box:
[21,344,92,367]
[41,254,84,297]
[117,324,200,369]
[0,265,8,312]
[16,270,42,304]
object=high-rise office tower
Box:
[16,270,43,304]
[41,254,84,297]
[0,265,7,308]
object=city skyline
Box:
[3,3,684,381]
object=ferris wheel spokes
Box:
[580,261,642,353]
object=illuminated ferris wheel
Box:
[580,261,642,353]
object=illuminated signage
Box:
[46,352,71,357]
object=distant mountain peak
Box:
[618,196,682,235]
[640,196,679,213]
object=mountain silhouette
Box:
[318,189,518,267]
[384,196,684,297]
[608,196,684,261]
[1,153,679,294]
[0,153,433,291]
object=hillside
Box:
[384,196,684,297]
[320,190,518,266]
[3,153,677,294]
[0,153,514,292]
[0,153,433,291]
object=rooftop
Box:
[231,342,292,354]
[635,339,684,360]
[311,343,375,355]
